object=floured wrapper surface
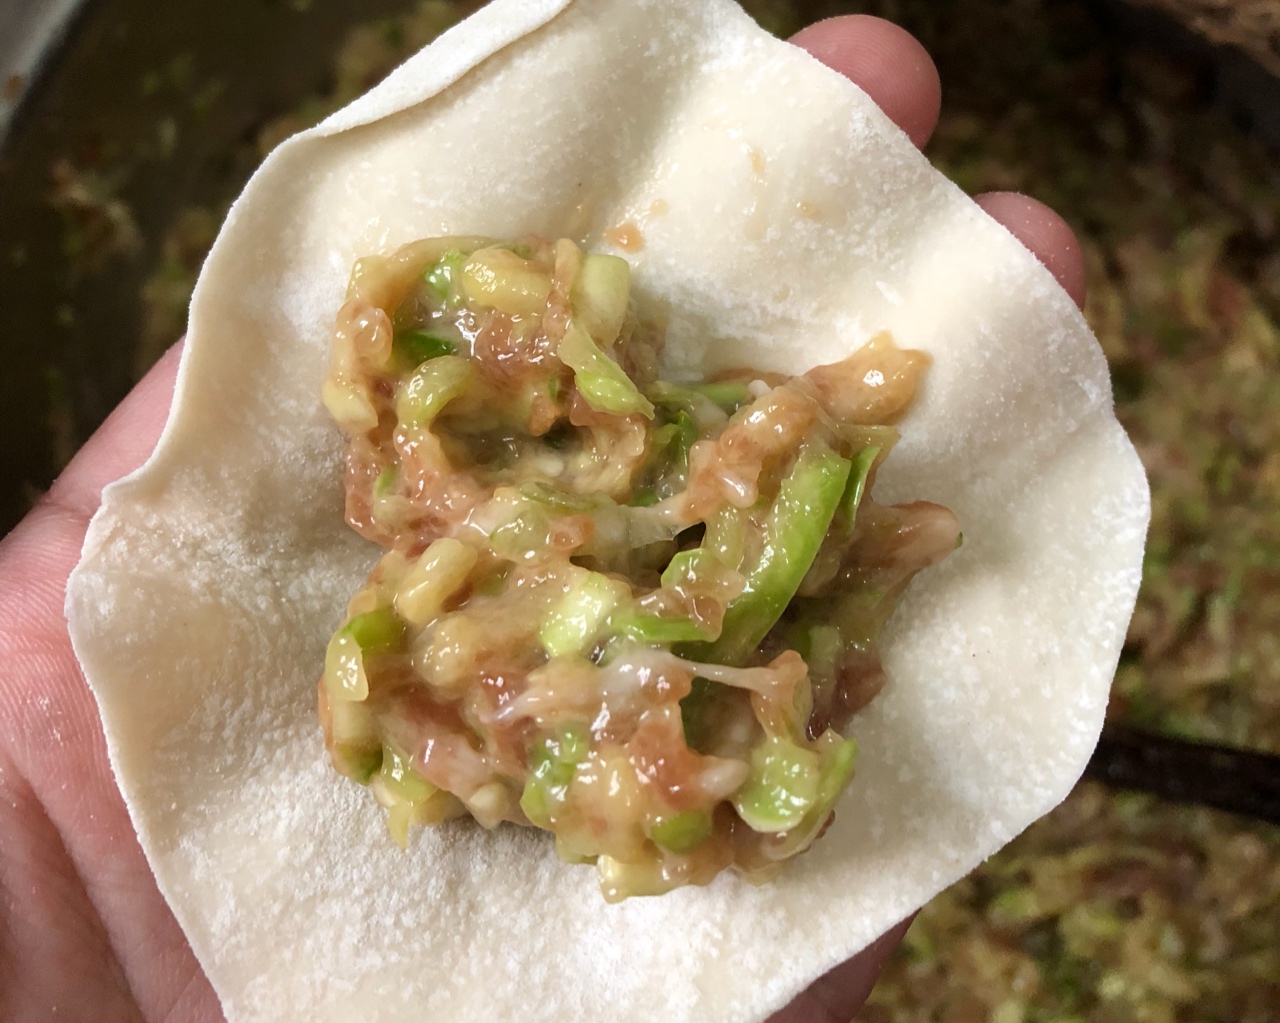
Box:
[66,1,1150,1020]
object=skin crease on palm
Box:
[0,15,1087,1023]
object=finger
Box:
[44,340,184,524]
[975,191,1087,309]
[0,340,183,779]
[765,915,915,1023]
[0,338,218,1021]
[0,760,147,1022]
[0,340,185,767]
[790,16,941,149]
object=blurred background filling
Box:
[1,0,1277,1019]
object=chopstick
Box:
[1085,724,1280,826]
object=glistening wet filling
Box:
[319,236,958,901]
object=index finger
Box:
[765,916,915,1023]
[790,18,1086,308]
[790,16,942,149]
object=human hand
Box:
[0,341,214,1021]
[0,14,1085,1022]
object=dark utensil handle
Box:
[1085,725,1280,826]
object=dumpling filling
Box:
[319,236,958,901]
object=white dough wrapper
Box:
[66,0,1150,1020]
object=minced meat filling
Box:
[319,235,958,900]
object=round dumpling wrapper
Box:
[66,0,1150,1020]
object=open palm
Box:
[0,15,1085,1022]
